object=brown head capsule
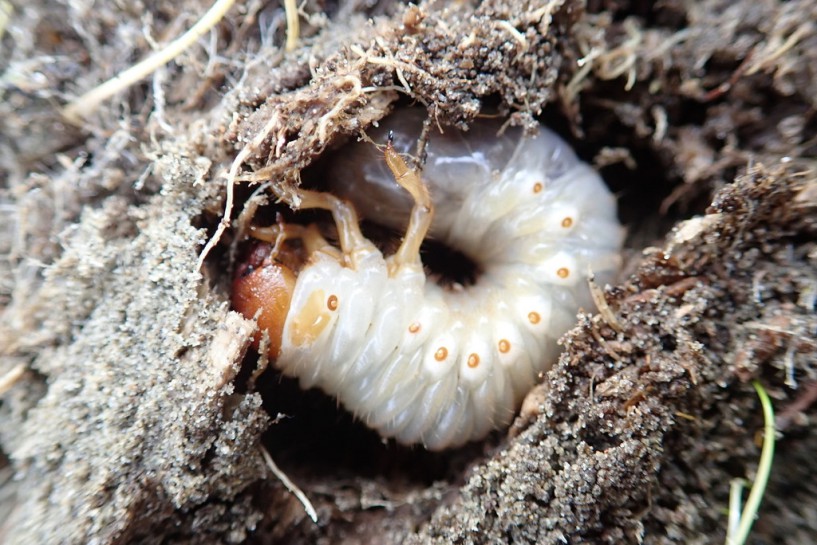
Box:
[231,256,296,358]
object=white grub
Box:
[235,109,624,450]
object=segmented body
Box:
[232,110,623,450]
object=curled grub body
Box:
[232,110,623,450]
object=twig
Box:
[62,0,237,124]
[197,111,282,269]
[588,273,623,332]
[0,363,26,395]
[284,0,299,52]
[260,446,318,523]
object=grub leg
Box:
[384,139,434,267]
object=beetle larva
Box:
[231,109,623,450]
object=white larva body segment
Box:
[264,109,624,450]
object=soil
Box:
[1,0,816,543]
